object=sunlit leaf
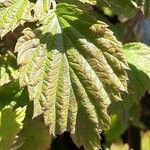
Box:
[15,3,128,149]
[0,0,33,37]
[0,105,26,149]
[0,51,19,87]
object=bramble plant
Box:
[0,0,150,150]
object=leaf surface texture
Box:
[15,3,128,150]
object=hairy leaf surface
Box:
[0,0,33,37]
[15,3,128,150]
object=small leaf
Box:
[0,105,26,149]
[0,51,19,87]
[105,115,127,146]
[141,131,150,150]
[110,141,129,150]
[15,117,52,150]
[124,42,150,78]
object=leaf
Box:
[0,0,33,37]
[15,3,128,150]
[141,131,150,150]
[105,114,127,146]
[108,42,150,129]
[0,51,19,87]
[97,0,137,18]
[0,105,26,150]
[34,0,52,19]
[124,43,150,78]
[109,142,129,150]
[14,117,52,150]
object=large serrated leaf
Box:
[0,0,33,37]
[15,3,128,150]
[0,51,19,87]
[0,105,26,150]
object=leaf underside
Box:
[15,3,128,150]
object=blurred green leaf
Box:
[15,117,52,150]
[97,0,137,18]
[0,106,26,150]
[109,141,129,150]
[141,131,150,150]
[105,115,127,146]
[124,42,150,78]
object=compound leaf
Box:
[15,3,128,150]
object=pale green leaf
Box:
[124,42,150,78]
[15,3,128,150]
[0,0,33,37]
[109,142,129,150]
[0,105,26,150]
[141,131,150,150]
[34,0,52,19]
[0,51,19,87]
